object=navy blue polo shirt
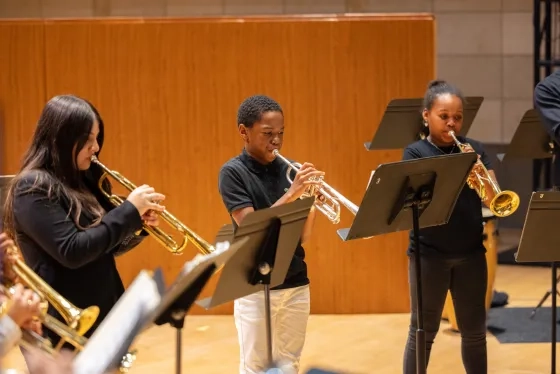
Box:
[217,149,309,290]
[402,136,492,258]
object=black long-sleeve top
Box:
[10,170,147,345]
[534,70,560,142]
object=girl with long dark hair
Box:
[2,94,165,347]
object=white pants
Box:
[234,284,311,374]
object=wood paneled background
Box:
[0,15,435,315]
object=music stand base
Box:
[530,273,560,319]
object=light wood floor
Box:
[2,261,559,374]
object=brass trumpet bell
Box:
[1,245,136,372]
[4,245,99,349]
[448,131,520,218]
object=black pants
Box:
[403,252,488,374]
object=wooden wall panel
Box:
[0,15,435,314]
[0,21,46,175]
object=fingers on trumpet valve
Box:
[298,163,325,184]
[302,170,326,195]
[126,184,166,216]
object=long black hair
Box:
[3,95,112,237]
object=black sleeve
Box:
[107,193,149,257]
[479,147,493,171]
[535,71,560,143]
[218,165,253,213]
[402,146,422,160]
[112,232,148,257]
[13,176,144,269]
[469,139,493,170]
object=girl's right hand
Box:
[126,184,166,216]
[7,284,42,327]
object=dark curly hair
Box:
[237,95,283,128]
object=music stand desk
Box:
[365,97,483,150]
[338,152,477,374]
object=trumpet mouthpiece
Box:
[272,149,279,156]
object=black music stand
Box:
[501,109,554,165]
[499,108,555,189]
[337,153,478,374]
[500,109,559,320]
[364,97,483,150]
[515,191,560,374]
[197,198,314,371]
[72,269,166,374]
[213,223,234,244]
[143,237,246,374]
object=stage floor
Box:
[2,264,555,374]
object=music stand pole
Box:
[529,146,559,320]
[247,217,283,367]
[146,239,244,374]
[554,262,557,373]
[500,109,558,323]
[337,152,477,374]
[412,203,426,373]
[153,264,216,374]
[514,191,560,374]
[195,199,314,372]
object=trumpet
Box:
[448,131,520,217]
[91,155,215,256]
[272,150,359,224]
[0,284,85,356]
[3,245,99,349]
[1,245,136,372]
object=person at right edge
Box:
[218,95,324,374]
[401,79,499,374]
[533,69,560,188]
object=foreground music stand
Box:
[500,109,558,320]
[144,237,246,374]
[197,198,314,371]
[72,269,166,374]
[337,153,478,374]
[213,223,234,244]
[364,97,483,150]
[515,191,560,374]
